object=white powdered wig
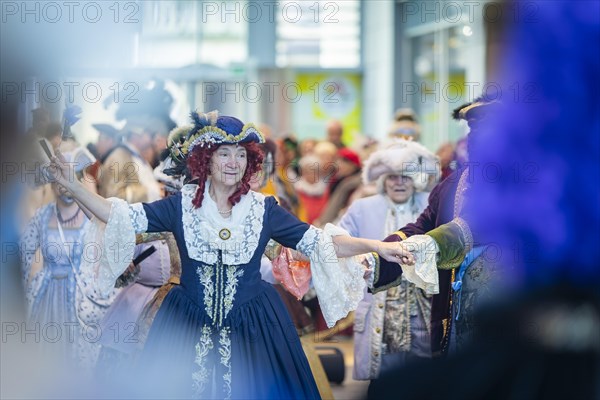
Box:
[362,139,440,192]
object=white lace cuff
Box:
[298,223,368,328]
[128,203,148,233]
[80,198,136,298]
[399,235,440,295]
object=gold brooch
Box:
[219,228,231,240]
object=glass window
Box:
[409,24,479,151]
[137,1,248,68]
[411,32,439,150]
[276,0,361,68]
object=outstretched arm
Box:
[331,235,415,265]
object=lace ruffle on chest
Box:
[181,184,266,265]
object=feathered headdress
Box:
[183,110,265,152]
[162,110,265,180]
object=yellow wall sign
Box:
[293,73,362,146]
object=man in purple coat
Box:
[372,97,499,356]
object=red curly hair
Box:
[187,142,264,208]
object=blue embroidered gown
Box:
[124,184,324,399]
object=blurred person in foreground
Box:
[21,122,65,223]
[337,140,439,382]
[369,2,600,399]
[20,141,118,369]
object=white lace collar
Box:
[181,181,266,265]
[199,179,254,228]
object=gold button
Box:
[374,351,379,357]
[219,228,231,240]
[375,328,381,334]
[378,303,384,309]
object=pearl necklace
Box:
[218,208,232,215]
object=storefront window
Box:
[276,0,361,68]
[137,1,248,68]
[406,2,485,151]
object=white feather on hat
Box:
[362,139,440,192]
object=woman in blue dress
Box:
[20,144,117,369]
[51,111,415,399]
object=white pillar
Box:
[362,0,395,141]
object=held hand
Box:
[49,150,76,188]
[377,241,415,266]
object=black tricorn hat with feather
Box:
[452,94,501,123]
[162,110,264,182]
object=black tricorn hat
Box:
[452,95,501,122]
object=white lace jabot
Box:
[181,181,266,265]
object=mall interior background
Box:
[12,0,492,154]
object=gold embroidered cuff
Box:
[395,231,408,240]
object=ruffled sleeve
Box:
[80,194,179,298]
[384,217,473,295]
[395,235,440,295]
[267,198,369,328]
[80,198,137,298]
[296,224,370,328]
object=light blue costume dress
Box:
[20,203,117,368]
